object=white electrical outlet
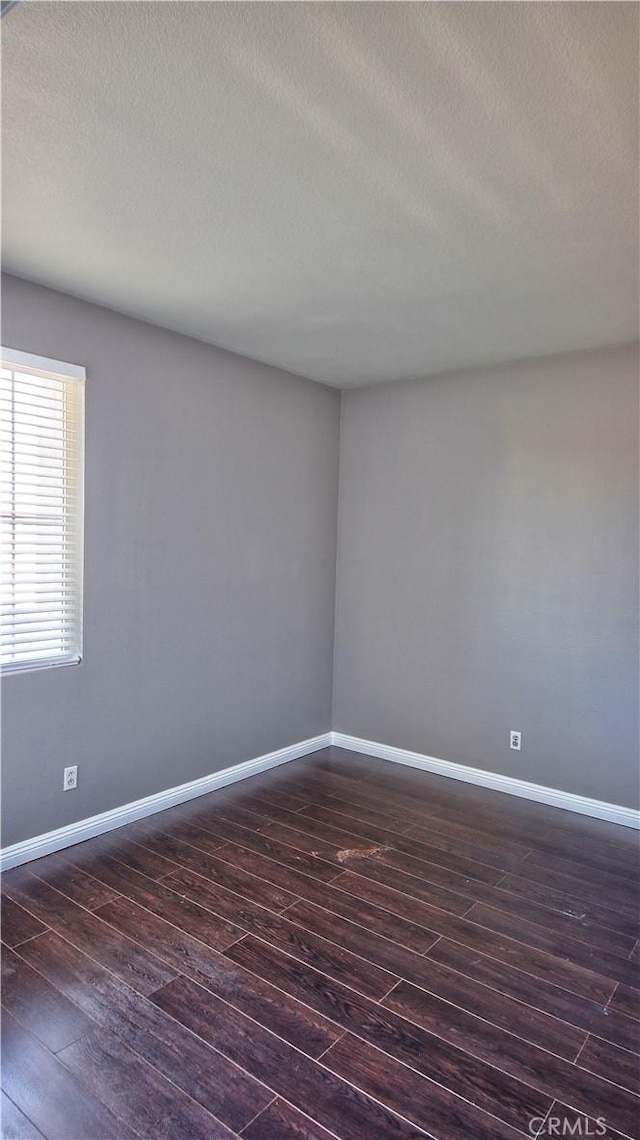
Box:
[63,765,78,791]
[509,730,522,751]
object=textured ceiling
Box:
[2,2,638,388]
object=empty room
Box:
[1,2,638,1139]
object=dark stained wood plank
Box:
[503,859,639,926]
[330,862,476,925]
[464,903,640,987]
[242,785,315,813]
[320,1030,534,1140]
[117,800,207,836]
[222,935,555,1129]
[370,845,503,894]
[362,952,587,1060]
[577,1034,640,1094]
[523,827,640,879]
[498,870,639,941]
[324,871,628,1059]
[546,810,639,849]
[23,853,121,911]
[2,872,178,996]
[541,1103,629,1140]
[0,896,46,948]
[161,815,344,884]
[609,983,640,1022]
[188,840,342,901]
[415,787,574,833]
[245,808,540,934]
[15,930,274,1132]
[341,852,479,914]
[161,867,398,1000]
[382,973,586,1061]
[64,850,246,950]
[314,750,505,805]
[188,840,445,954]
[331,869,616,1004]
[466,880,636,959]
[259,817,385,865]
[62,845,393,1006]
[2,753,638,1140]
[183,773,312,815]
[221,837,471,919]
[152,973,480,1140]
[130,833,300,911]
[246,787,417,838]
[283,878,440,956]
[242,1098,337,1140]
[339,851,483,916]
[114,827,229,870]
[1,1010,135,1139]
[256,771,374,809]
[1,945,94,1053]
[305,748,381,777]
[72,834,183,880]
[281,897,447,989]
[297,783,520,853]
[520,845,640,899]
[380,982,640,1138]
[313,775,554,847]
[338,845,632,961]
[403,817,533,870]
[0,1091,44,1140]
[297,803,505,885]
[227,936,638,1138]
[57,1027,239,1139]
[534,817,640,859]
[55,846,397,1001]
[94,896,341,1057]
[427,938,640,1054]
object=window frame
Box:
[1,346,86,676]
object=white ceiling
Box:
[2,2,638,388]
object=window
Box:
[1,347,85,674]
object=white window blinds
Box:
[1,348,85,674]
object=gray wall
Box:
[333,345,640,809]
[3,276,637,847]
[1,275,340,846]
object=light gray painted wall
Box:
[1,275,340,846]
[333,345,640,808]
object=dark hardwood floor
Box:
[1,747,639,1139]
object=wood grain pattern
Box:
[93,896,342,1057]
[221,936,552,1128]
[0,1091,44,1140]
[242,1099,338,1140]
[609,982,640,1022]
[427,937,640,1054]
[57,1027,238,1139]
[2,872,178,996]
[151,974,431,1140]
[1,946,94,1053]
[2,746,638,1140]
[577,1035,640,1095]
[0,897,46,948]
[14,930,274,1132]
[19,853,121,912]
[1,1010,135,1139]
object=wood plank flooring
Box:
[2,747,639,1139]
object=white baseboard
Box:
[0,732,331,871]
[330,732,640,830]
[3,728,636,871]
